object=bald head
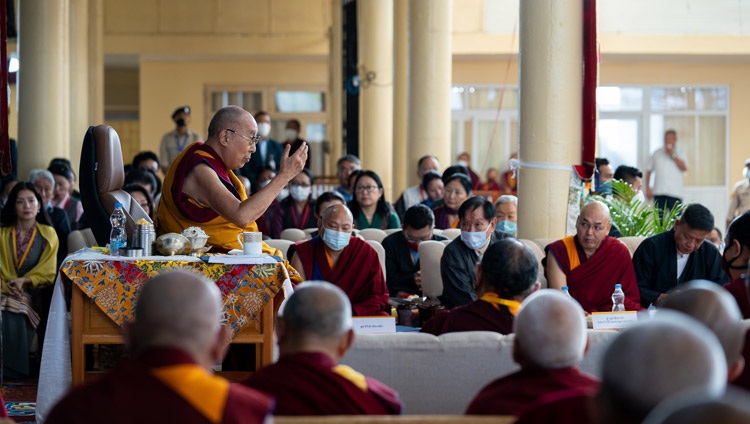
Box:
[661,280,745,369]
[207,105,254,139]
[644,389,750,424]
[514,290,587,369]
[599,311,727,423]
[321,203,353,226]
[576,201,612,252]
[130,270,223,361]
[580,201,611,222]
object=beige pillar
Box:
[329,0,344,175]
[392,0,408,196]
[358,0,394,197]
[69,0,90,174]
[517,0,583,240]
[18,0,71,177]
[88,0,105,125]
[407,0,452,187]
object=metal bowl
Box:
[186,235,210,251]
[155,233,189,256]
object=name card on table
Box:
[352,316,396,334]
[591,311,638,330]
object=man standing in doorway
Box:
[645,129,688,211]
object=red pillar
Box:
[581,0,597,177]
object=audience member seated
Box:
[707,227,723,251]
[382,205,448,297]
[456,152,480,189]
[132,150,161,175]
[439,196,509,308]
[394,155,440,217]
[500,152,518,195]
[48,157,81,199]
[433,172,472,230]
[593,311,727,424]
[47,270,273,423]
[420,171,443,209]
[243,282,402,415]
[0,183,58,380]
[723,211,750,318]
[291,205,389,316]
[123,183,154,220]
[251,166,276,194]
[29,169,70,264]
[592,157,614,196]
[465,290,598,417]
[124,168,159,200]
[0,176,19,208]
[269,168,317,239]
[349,170,400,230]
[660,281,746,386]
[634,203,727,308]
[494,195,517,236]
[544,201,641,312]
[423,238,539,335]
[613,164,644,202]
[48,163,83,230]
[156,106,306,265]
[334,154,361,202]
[290,191,347,243]
[479,167,501,191]
[281,119,311,169]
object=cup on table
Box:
[238,231,263,255]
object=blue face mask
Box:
[496,220,517,235]
[598,180,613,196]
[461,224,490,251]
[321,228,351,251]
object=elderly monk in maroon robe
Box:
[466,290,599,417]
[243,282,402,415]
[291,204,389,316]
[421,238,540,335]
[543,201,641,312]
[47,270,272,424]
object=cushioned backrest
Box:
[519,239,548,289]
[360,228,387,243]
[280,228,308,242]
[93,126,125,194]
[441,228,461,240]
[79,126,111,245]
[265,239,293,259]
[619,236,645,257]
[419,240,446,299]
[367,240,386,277]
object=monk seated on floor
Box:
[421,238,540,335]
[291,204,389,316]
[243,282,402,415]
[465,289,599,418]
[47,270,273,423]
[544,201,641,312]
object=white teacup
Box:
[238,231,262,255]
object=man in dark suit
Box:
[382,204,448,297]
[239,111,283,188]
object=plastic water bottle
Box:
[562,286,572,297]
[109,203,127,255]
[611,284,625,312]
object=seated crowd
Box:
[3,105,750,422]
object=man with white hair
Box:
[243,282,402,415]
[465,290,598,417]
[494,195,517,236]
[29,169,70,263]
[48,270,273,423]
[595,311,727,424]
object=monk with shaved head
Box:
[291,204,389,316]
[544,201,641,312]
[243,282,402,415]
[466,290,599,417]
[47,270,273,423]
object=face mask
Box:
[259,180,271,189]
[721,246,746,274]
[289,186,310,202]
[257,122,271,138]
[322,228,350,251]
[633,190,646,204]
[744,167,749,179]
[277,188,289,202]
[598,180,613,196]
[285,129,298,141]
[461,224,490,251]
[175,118,186,127]
[495,220,517,235]
[456,160,468,168]
[405,240,420,252]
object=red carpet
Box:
[2,380,37,422]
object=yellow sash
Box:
[480,292,521,316]
[333,364,369,392]
[151,364,229,424]
[561,235,581,272]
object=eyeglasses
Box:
[356,185,379,193]
[289,182,311,188]
[404,233,433,243]
[226,129,261,146]
[577,221,606,232]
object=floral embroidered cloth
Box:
[61,252,289,335]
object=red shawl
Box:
[724,277,750,319]
[420,299,514,336]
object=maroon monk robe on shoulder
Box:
[295,236,389,316]
[465,366,600,417]
[545,236,641,312]
[515,387,595,424]
[724,277,750,319]
[243,352,402,415]
[420,298,514,336]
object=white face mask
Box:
[289,186,310,202]
[744,167,749,179]
[285,129,299,141]
[460,224,491,251]
[257,122,271,138]
[456,160,469,168]
[277,188,289,202]
[633,189,646,204]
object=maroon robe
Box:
[724,277,750,319]
[47,348,273,424]
[515,387,595,424]
[465,366,600,417]
[243,352,402,415]
[734,329,750,391]
[295,236,389,316]
[420,298,514,336]
[545,236,641,312]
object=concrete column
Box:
[69,0,90,174]
[407,0,452,187]
[329,0,344,175]
[358,0,394,197]
[88,0,104,125]
[392,0,408,196]
[517,0,583,239]
[18,0,71,177]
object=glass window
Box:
[275,91,325,113]
[451,86,465,110]
[305,123,326,142]
[598,119,639,170]
[694,87,728,111]
[468,87,518,110]
[597,87,643,112]
[651,87,690,111]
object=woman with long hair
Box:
[433,173,472,229]
[348,170,400,230]
[0,182,59,379]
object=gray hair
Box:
[280,282,352,339]
[28,169,55,188]
[207,105,251,138]
[494,195,517,208]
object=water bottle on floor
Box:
[611,284,625,312]
[109,203,128,255]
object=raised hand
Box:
[279,142,309,181]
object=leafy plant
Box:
[594,179,685,237]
